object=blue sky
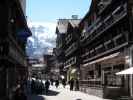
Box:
[26,0,91,22]
[26,0,91,57]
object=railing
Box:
[64,56,77,67]
[81,51,90,58]
[66,34,72,44]
[112,3,127,22]
[98,0,112,14]
[80,18,101,42]
[79,79,102,88]
[8,34,27,66]
[80,3,127,44]
[65,42,78,56]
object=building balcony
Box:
[82,31,128,64]
[64,56,77,69]
[98,0,112,14]
[8,34,27,66]
[65,42,78,56]
[65,34,72,44]
[80,18,101,42]
[80,3,127,45]
[81,50,90,58]
[0,34,27,67]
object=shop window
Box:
[106,73,124,86]
[105,64,124,86]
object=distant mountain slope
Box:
[26,22,56,58]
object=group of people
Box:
[9,77,79,100]
[49,78,79,91]
[30,78,61,94]
[31,79,45,94]
[50,78,60,88]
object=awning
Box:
[83,52,120,67]
[116,67,133,75]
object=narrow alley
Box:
[1,0,133,100]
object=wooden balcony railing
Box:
[8,34,27,66]
[65,42,78,56]
[80,3,127,44]
[98,0,112,14]
[79,79,102,88]
[64,56,77,68]
[66,34,72,44]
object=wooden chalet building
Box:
[78,0,133,98]
[55,19,69,80]
[56,18,80,82]
[0,0,31,99]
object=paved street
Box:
[28,85,109,100]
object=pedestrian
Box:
[45,80,50,94]
[75,79,79,91]
[62,79,66,88]
[55,80,59,88]
[50,78,54,86]
[69,78,74,91]
[31,79,35,94]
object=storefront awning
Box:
[83,52,120,67]
[116,67,133,75]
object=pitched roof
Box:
[56,19,81,34]
[56,19,69,34]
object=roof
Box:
[56,19,69,34]
[56,19,81,34]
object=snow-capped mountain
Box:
[26,22,56,58]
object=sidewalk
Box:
[28,84,110,100]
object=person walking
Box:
[75,79,79,91]
[69,78,74,91]
[45,80,50,94]
[31,79,35,94]
[50,78,54,86]
[62,79,66,88]
[55,80,59,88]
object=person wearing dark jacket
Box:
[45,80,50,94]
[55,80,59,88]
[69,78,74,91]
[75,79,79,91]
[31,79,35,94]
[62,79,66,88]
